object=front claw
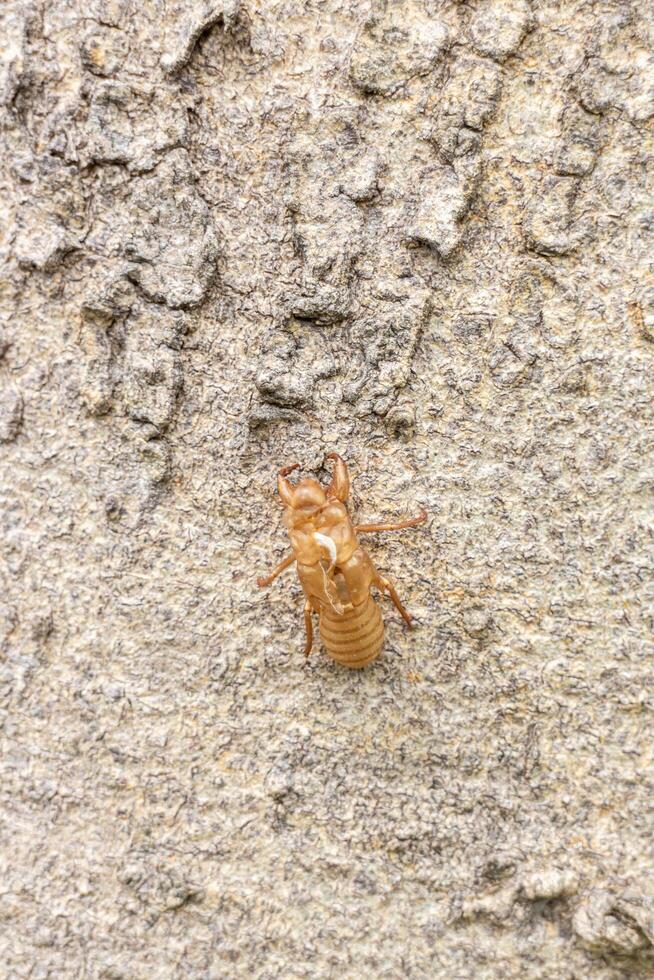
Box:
[325,452,350,501]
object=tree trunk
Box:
[1,0,653,976]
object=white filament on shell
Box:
[314,532,337,570]
[313,531,343,615]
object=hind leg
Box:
[303,600,314,657]
[376,573,414,629]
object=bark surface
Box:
[1,1,653,977]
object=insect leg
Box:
[325,452,350,501]
[303,600,314,657]
[356,509,427,534]
[278,463,301,507]
[377,574,414,629]
[279,462,300,477]
[256,552,296,588]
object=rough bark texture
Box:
[1,1,653,977]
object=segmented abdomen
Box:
[319,594,384,669]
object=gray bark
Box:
[1,0,653,977]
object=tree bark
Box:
[1,0,653,976]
